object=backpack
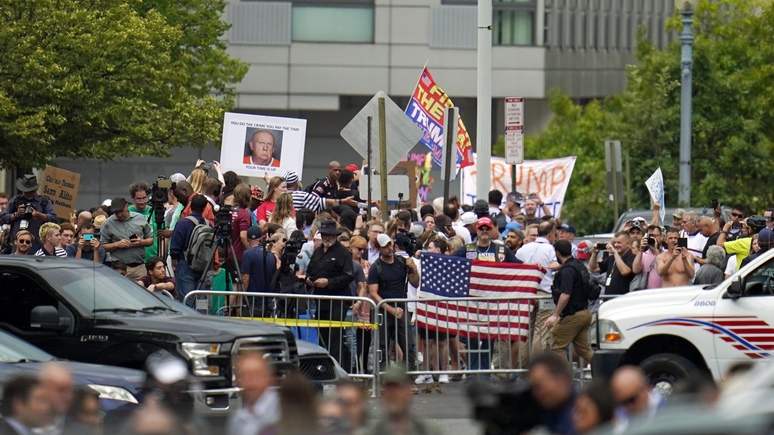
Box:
[493,212,507,232]
[375,255,408,296]
[630,255,657,292]
[563,259,601,301]
[183,216,217,273]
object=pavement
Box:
[365,381,484,434]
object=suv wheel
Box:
[639,353,697,396]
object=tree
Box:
[509,0,774,234]
[0,0,247,169]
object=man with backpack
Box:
[545,239,594,366]
[170,195,214,305]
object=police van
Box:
[591,248,774,394]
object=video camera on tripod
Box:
[215,205,235,238]
[150,176,175,225]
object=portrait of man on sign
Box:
[243,128,282,167]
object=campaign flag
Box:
[416,253,544,341]
[405,68,474,170]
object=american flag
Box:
[416,253,543,341]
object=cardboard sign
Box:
[42,166,81,218]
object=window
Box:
[292,0,374,43]
[444,0,536,46]
[0,270,59,332]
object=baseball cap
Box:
[460,212,477,226]
[673,208,686,219]
[577,241,592,261]
[409,224,424,238]
[169,173,186,183]
[110,197,129,213]
[247,226,263,240]
[506,191,523,204]
[559,223,576,234]
[376,233,393,247]
[476,217,494,229]
[759,228,774,244]
[345,164,359,172]
[282,171,299,186]
[101,198,112,208]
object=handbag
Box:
[630,255,657,291]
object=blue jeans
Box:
[464,336,491,380]
[175,262,201,308]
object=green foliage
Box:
[506,0,774,234]
[0,0,248,169]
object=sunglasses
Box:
[478,227,492,231]
[732,212,744,218]
[17,239,32,245]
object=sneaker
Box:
[416,352,424,364]
[438,375,450,384]
[415,375,433,384]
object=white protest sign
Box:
[462,155,576,218]
[220,113,307,179]
[645,167,665,223]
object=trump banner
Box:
[405,68,474,171]
[462,155,576,218]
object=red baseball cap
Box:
[476,217,494,229]
[345,164,359,172]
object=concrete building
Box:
[50,0,675,210]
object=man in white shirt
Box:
[227,351,279,435]
[682,211,708,272]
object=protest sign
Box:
[645,168,666,223]
[219,113,307,179]
[462,155,576,218]
[42,166,80,219]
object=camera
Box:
[150,176,175,225]
[467,380,540,435]
[630,220,644,228]
[215,205,235,238]
[596,242,608,251]
[395,229,419,256]
[19,204,34,230]
[677,238,688,248]
[646,237,656,247]
[282,236,304,267]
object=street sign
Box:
[440,107,459,182]
[504,98,525,165]
[340,91,423,174]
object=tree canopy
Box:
[497,0,774,235]
[0,0,247,169]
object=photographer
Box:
[631,225,663,290]
[739,220,771,269]
[718,214,754,270]
[656,227,695,287]
[66,222,106,263]
[0,174,57,250]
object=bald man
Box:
[39,362,75,434]
[311,161,341,199]
[244,130,281,167]
[227,351,278,435]
[611,366,664,430]
[76,210,93,228]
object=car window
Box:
[0,270,60,332]
[742,257,774,297]
[37,266,177,313]
[0,331,53,363]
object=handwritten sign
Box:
[42,166,81,218]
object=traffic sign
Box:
[505,125,524,165]
[505,97,524,127]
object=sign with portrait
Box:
[219,113,307,179]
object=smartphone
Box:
[83,234,94,241]
[677,238,688,248]
[129,234,139,241]
[596,242,608,250]
[711,198,719,209]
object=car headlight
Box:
[599,319,624,344]
[88,384,139,404]
[180,343,221,376]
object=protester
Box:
[257,176,287,227]
[11,230,34,256]
[35,223,67,257]
[656,227,695,287]
[101,197,154,280]
[0,174,57,248]
[137,256,177,298]
[305,220,355,371]
[269,192,298,236]
[66,223,106,263]
[311,161,342,199]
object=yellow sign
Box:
[42,166,81,219]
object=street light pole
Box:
[677,1,696,206]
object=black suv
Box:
[0,257,299,416]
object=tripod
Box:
[195,228,247,315]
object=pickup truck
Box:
[0,256,299,416]
[591,248,774,395]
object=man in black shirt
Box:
[305,220,355,371]
[589,231,635,295]
[368,233,420,374]
[311,161,341,199]
[545,240,593,365]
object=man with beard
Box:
[505,226,525,255]
[0,174,57,250]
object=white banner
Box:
[645,167,665,223]
[462,155,576,218]
[220,112,307,179]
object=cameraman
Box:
[0,174,57,250]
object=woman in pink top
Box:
[256,176,287,227]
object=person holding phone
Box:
[656,228,694,287]
[66,222,106,263]
[588,232,635,295]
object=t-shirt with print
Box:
[452,242,521,263]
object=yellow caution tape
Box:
[236,317,378,329]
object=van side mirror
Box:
[727,277,743,299]
[30,306,67,331]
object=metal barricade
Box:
[182,290,378,384]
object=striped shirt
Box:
[290,190,325,213]
[34,247,67,257]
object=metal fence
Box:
[181,290,601,395]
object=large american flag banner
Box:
[416,253,544,341]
